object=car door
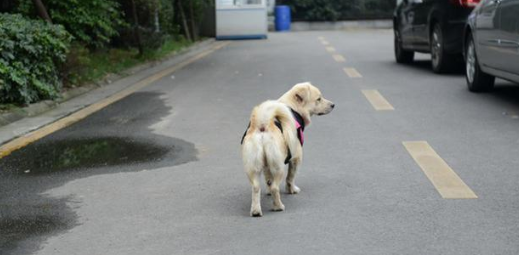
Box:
[412,0,435,48]
[495,0,519,75]
[399,0,417,46]
[475,0,501,69]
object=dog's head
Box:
[279,82,335,124]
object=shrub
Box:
[17,0,126,48]
[0,13,72,105]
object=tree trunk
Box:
[154,7,160,33]
[188,1,198,41]
[31,0,52,23]
[130,0,144,56]
[177,0,192,42]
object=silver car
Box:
[464,0,519,92]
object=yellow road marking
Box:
[343,67,362,78]
[403,141,478,199]
[361,90,394,111]
[321,40,330,45]
[325,46,336,53]
[0,42,231,159]
[318,36,325,40]
[332,54,346,62]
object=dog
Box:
[241,82,334,217]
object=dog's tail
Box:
[249,101,299,160]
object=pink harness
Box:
[294,119,304,145]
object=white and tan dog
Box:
[241,82,334,217]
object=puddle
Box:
[0,92,198,255]
[0,137,169,175]
[0,216,70,252]
[0,196,76,255]
[0,135,197,254]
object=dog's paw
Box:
[250,208,263,217]
[286,184,301,194]
[272,203,285,212]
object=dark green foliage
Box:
[0,0,19,12]
[159,0,180,36]
[278,0,395,21]
[0,0,203,106]
[113,0,166,50]
[17,0,126,48]
[0,13,72,105]
[181,0,214,41]
[113,0,209,49]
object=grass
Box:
[0,104,17,114]
[64,38,193,88]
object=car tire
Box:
[394,29,414,64]
[465,34,495,92]
[430,23,457,73]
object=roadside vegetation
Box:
[0,0,211,106]
[278,0,395,21]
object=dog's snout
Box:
[331,103,335,109]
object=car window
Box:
[499,1,519,34]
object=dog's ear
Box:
[295,93,304,103]
[294,84,311,104]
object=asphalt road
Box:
[2,29,519,255]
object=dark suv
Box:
[393,0,479,73]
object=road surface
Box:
[1,30,519,255]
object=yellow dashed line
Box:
[361,90,394,111]
[343,67,362,78]
[321,40,330,46]
[0,42,231,159]
[325,46,336,52]
[332,54,346,62]
[403,141,478,199]
[318,36,325,40]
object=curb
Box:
[0,39,215,127]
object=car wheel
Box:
[430,23,457,73]
[394,29,414,64]
[465,34,495,92]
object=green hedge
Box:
[17,0,126,48]
[0,13,72,105]
[278,0,396,21]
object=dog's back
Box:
[241,101,298,172]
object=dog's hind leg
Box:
[247,170,263,217]
[264,169,273,196]
[269,165,285,211]
[286,159,301,194]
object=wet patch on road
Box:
[0,137,169,175]
[0,92,198,255]
[0,200,74,255]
